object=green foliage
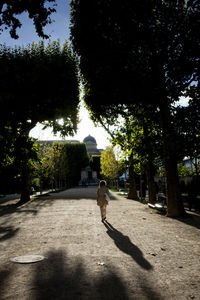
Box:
[35,142,56,189]
[35,142,89,189]
[0,0,56,39]
[0,41,80,200]
[100,146,119,180]
[62,142,89,186]
[96,104,161,179]
[71,1,200,113]
[0,125,15,168]
[90,155,101,178]
[0,133,39,194]
[70,0,200,167]
[0,40,80,137]
[70,0,200,215]
[156,167,166,178]
[175,86,200,167]
[177,164,193,177]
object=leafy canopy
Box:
[36,142,89,188]
[100,146,119,180]
[0,0,56,39]
[70,0,200,117]
[0,40,80,136]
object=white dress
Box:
[97,186,109,206]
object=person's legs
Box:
[102,204,106,220]
[100,206,104,219]
[100,205,107,220]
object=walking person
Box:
[97,180,110,222]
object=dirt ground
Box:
[0,186,200,300]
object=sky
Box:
[0,0,111,149]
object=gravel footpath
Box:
[0,186,200,300]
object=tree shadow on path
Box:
[173,211,200,230]
[33,250,131,300]
[43,186,120,201]
[0,225,19,241]
[0,201,38,217]
[103,221,153,270]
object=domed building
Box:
[83,135,101,156]
[80,135,103,185]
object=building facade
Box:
[80,135,103,185]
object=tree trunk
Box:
[40,180,43,195]
[159,101,185,217]
[165,155,185,216]
[139,175,143,202]
[20,164,31,203]
[128,161,139,200]
[146,160,156,204]
[142,121,156,204]
[18,121,37,204]
[194,157,198,176]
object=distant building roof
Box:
[83,135,97,144]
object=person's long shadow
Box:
[103,221,153,270]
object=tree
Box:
[0,0,56,39]
[0,122,40,195]
[98,112,139,200]
[177,164,193,177]
[35,142,89,190]
[100,146,119,182]
[90,155,101,179]
[63,142,90,187]
[97,105,160,203]
[70,0,200,216]
[36,142,59,191]
[0,41,80,202]
[176,84,200,176]
[0,126,38,194]
[0,41,79,136]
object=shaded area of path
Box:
[42,186,119,200]
[0,186,199,299]
[33,249,133,300]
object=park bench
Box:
[148,192,167,212]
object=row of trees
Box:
[100,102,200,196]
[35,142,89,191]
[0,140,90,196]
[70,0,200,217]
[0,41,80,202]
[1,0,200,217]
